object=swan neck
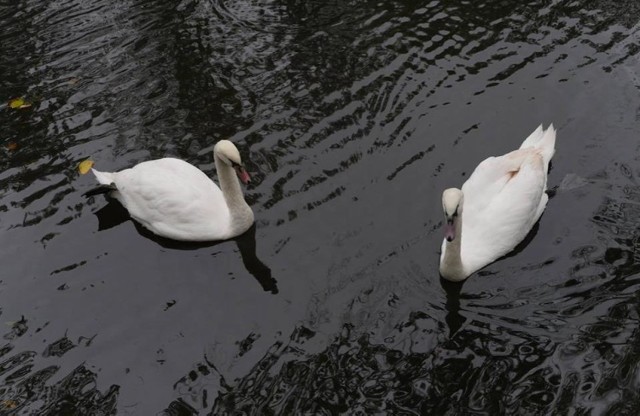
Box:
[441,206,466,281]
[215,154,253,233]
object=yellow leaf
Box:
[2,400,17,409]
[8,97,25,109]
[6,142,17,151]
[78,159,94,175]
[8,97,32,110]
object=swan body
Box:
[439,124,556,281]
[91,140,254,241]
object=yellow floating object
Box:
[9,97,25,109]
[78,159,94,175]
[8,97,32,109]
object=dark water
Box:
[1,0,640,414]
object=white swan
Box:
[439,124,556,281]
[91,140,254,241]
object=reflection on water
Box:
[235,226,279,294]
[2,0,640,413]
[205,323,558,415]
[0,317,118,415]
[93,198,278,293]
[440,278,465,336]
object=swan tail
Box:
[520,124,556,167]
[537,124,556,167]
[519,124,544,149]
[91,168,116,186]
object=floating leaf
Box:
[78,159,94,175]
[2,400,17,409]
[6,142,17,151]
[8,97,24,108]
[8,97,30,109]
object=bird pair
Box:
[91,124,556,282]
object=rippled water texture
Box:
[2,0,640,414]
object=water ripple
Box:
[0,319,118,414]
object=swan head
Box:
[214,140,251,184]
[442,188,463,242]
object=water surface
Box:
[1,0,640,414]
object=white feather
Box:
[91,168,115,186]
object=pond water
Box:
[2,0,640,414]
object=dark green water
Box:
[1,0,640,414]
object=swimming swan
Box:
[91,140,254,241]
[439,124,556,281]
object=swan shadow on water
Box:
[92,197,278,294]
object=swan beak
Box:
[235,166,251,184]
[445,219,456,242]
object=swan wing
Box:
[461,148,532,215]
[462,151,547,272]
[112,158,231,241]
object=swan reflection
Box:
[92,198,277,294]
[440,277,465,336]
